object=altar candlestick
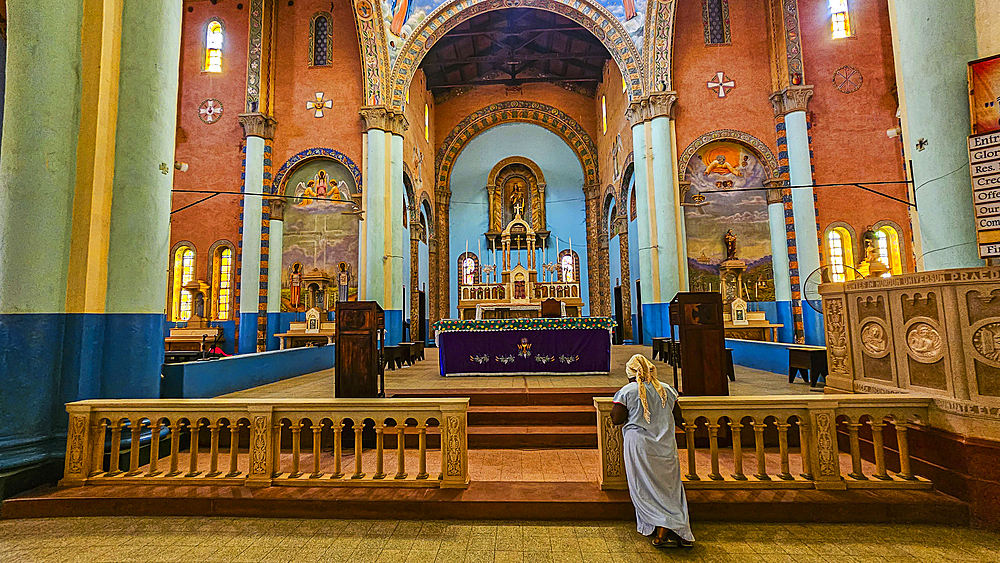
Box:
[478,239,482,282]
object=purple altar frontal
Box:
[434,320,613,377]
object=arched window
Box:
[702,0,732,45]
[875,225,903,275]
[558,250,580,283]
[826,227,855,282]
[172,245,196,321]
[211,244,235,320]
[205,20,224,73]
[309,14,331,66]
[424,104,430,142]
[601,96,608,134]
[459,253,479,286]
[830,0,852,39]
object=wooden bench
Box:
[788,346,828,387]
[651,337,669,361]
[382,346,404,371]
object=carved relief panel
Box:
[958,286,1000,404]
[849,294,897,385]
[890,290,950,394]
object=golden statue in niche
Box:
[507,177,527,218]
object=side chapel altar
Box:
[433,318,615,377]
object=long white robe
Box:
[613,381,695,541]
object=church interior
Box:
[3,0,1000,558]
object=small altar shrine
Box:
[165,280,225,352]
[458,213,583,320]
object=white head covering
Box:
[626,354,669,423]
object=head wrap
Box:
[625,354,669,423]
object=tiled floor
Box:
[1,517,998,563]
[221,346,814,399]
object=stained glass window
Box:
[602,96,607,134]
[702,0,731,45]
[206,20,223,73]
[313,16,330,66]
[827,230,846,283]
[424,104,430,141]
[217,247,233,320]
[875,226,902,275]
[830,0,852,39]
[561,254,575,282]
[174,247,195,321]
[462,257,476,285]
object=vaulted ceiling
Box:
[420,8,612,96]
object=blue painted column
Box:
[389,131,405,344]
[627,93,681,344]
[236,115,276,354]
[266,197,285,350]
[774,87,824,345]
[766,183,794,343]
[890,0,981,270]
[101,0,183,397]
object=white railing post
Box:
[807,402,846,490]
[594,398,627,490]
[59,405,94,486]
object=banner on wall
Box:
[969,54,1000,135]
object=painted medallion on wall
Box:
[281,157,359,312]
[683,141,775,302]
[198,99,224,124]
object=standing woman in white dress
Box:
[611,354,695,548]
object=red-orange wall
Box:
[596,61,633,196]
[171,1,249,309]
[404,70,436,209]
[800,0,912,269]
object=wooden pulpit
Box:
[669,292,728,396]
[335,301,385,398]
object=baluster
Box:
[107,419,124,476]
[351,420,365,479]
[207,422,222,477]
[776,422,793,480]
[895,422,915,480]
[869,420,890,480]
[707,422,722,480]
[797,419,813,480]
[374,421,386,479]
[91,420,108,476]
[729,419,746,480]
[166,420,183,477]
[126,418,144,476]
[227,421,241,477]
[332,420,344,479]
[395,423,408,479]
[752,421,769,481]
[271,421,283,477]
[417,423,428,479]
[147,419,163,477]
[683,422,699,481]
[310,422,324,478]
[186,420,202,477]
[289,421,303,478]
[846,421,867,480]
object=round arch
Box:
[602,184,618,238]
[387,0,645,109]
[418,192,435,240]
[487,156,547,188]
[677,129,780,183]
[436,101,599,193]
[271,148,363,196]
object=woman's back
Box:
[613,380,679,443]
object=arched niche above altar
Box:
[486,156,548,240]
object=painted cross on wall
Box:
[306,92,333,117]
[707,72,736,98]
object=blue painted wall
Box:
[627,175,640,339]
[448,123,589,318]
[160,345,335,398]
[726,338,795,376]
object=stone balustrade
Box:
[594,395,932,491]
[60,398,469,489]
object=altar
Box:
[433,318,615,376]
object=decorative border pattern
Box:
[677,129,780,182]
[270,147,363,195]
[781,0,804,86]
[388,0,645,109]
[245,0,264,112]
[354,0,388,106]
[435,101,599,191]
[644,0,677,92]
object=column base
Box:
[384,309,403,347]
[239,312,258,354]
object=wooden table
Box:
[788,345,828,387]
[274,331,334,349]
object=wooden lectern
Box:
[335,301,385,398]
[669,292,728,396]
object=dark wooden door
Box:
[418,290,427,343]
[613,285,624,344]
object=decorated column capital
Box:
[626,92,678,126]
[770,86,814,117]
[411,222,425,242]
[238,113,278,139]
[268,196,287,221]
[583,183,603,200]
[765,187,785,205]
[359,106,408,134]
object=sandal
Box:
[651,527,678,549]
[665,528,695,548]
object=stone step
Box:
[390,388,618,407]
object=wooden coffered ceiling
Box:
[420,8,612,96]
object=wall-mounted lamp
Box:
[174,161,189,172]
